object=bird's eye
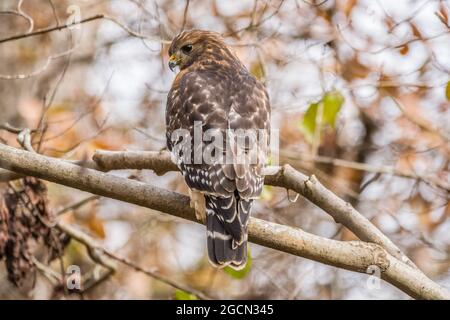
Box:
[181,44,193,53]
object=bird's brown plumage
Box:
[166,30,270,269]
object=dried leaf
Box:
[342,0,357,17]
[341,57,370,81]
[436,4,449,25]
[446,81,450,101]
[0,200,9,259]
[87,212,105,239]
[411,23,422,39]
[0,178,70,286]
[398,44,409,55]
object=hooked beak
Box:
[168,54,179,72]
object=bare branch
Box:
[280,150,450,193]
[0,144,449,299]
[93,150,178,175]
[55,195,100,216]
[0,14,104,44]
[180,0,191,31]
[57,221,210,299]
[90,150,419,270]
[0,14,170,45]
[0,0,34,34]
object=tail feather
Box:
[205,194,251,269]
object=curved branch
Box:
[91,150,417,269]
[0,144,449,299]
[0,14,169,45]
[57,221,211,299]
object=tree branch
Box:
[0,14,170,45]
[279,150,449,193]
[57,221,210,299]
[0,14,104,44]
[0,144,449,299]
[92,150,417,270]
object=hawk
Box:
[166,30,270,269]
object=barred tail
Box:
[205,194,252,270]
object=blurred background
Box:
[0,0,449,299]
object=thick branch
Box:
[0,159,99,182]
[0,144,449,299]
[92,150,416,269]
[93,150,177,175]
[267,165,418,268]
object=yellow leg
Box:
[189,189,206,223]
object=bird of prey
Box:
[166,30,270,269]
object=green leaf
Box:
[300,91,344,143]
[322,91,344,127]
[174,289,198,300]
[260,185,273,201]
[224,250,252,279]
[446,81,450,101]
[266,154,274,166]
[300,102,319,141]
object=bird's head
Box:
[168,29,232,72]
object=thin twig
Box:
[0,14,170,45]
[57,222,211,300]
[180,0,190,31]
[56,195,100,216]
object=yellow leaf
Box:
[260,185,273,201]
[446,81,450,101]
[250,60,265,80]
[174,290,198,300]
[299,91,344,143]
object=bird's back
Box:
[166,30,270,269]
